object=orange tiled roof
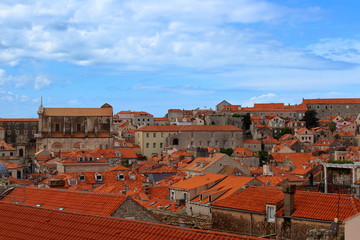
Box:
[0,202,264,240]
[0,118,38,122]
[242,103,307,112]
[1,187,126,216]
[134,111,153,116]
[221,105,242,112]
[171,173,227,190]
[303,98,360,104]
[154,117,169,121]
[0,160,21,169]
[43,107,112,117]
[233,147,257,158]
[277,191,360,222]
[136,125,242,132]
[211,186,283,212]
[243,139,261,144]
[0,141,15,151]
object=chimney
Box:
[283,184,296,216]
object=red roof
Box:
[212,186,283,212]
[0,203,263,240]
[212,186,360,222]
[242,103,307,112]
[0,118,38,122]
[137,125,242,132]
[171,173,227,190]
[278,191,360,222]
[303,98,360,104]
[1,187,126,216]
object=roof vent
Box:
[35,204,42,207]
[58,207,65,210]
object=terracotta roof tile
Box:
[171,173,227,190]
[0,118,38,122]
[303,98,360,104]
[0,202,264,240]
[211,186,283,212]
[136,125,242,132]
[1,187,126,216]
[44,107,112,117]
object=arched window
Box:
[52,142,63,149]
[172,138,179,145]
[19,149,24,157]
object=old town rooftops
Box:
[136,125,242,132]
[1,186,127,216]
[212,186,360,222]
[0,202,264,240]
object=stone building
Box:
[302,98,360,119]
[0,118,38,159]
[135,125,243,158]
[36,103,114,152]
[114,111,154,127]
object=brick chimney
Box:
[283,184,296,216]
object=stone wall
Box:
[112,197,160,223]
[212,208,276,237]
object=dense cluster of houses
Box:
[1,98,360,239]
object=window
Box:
[153,133,156,137]
[160,143,163,148]
[7,130,11,135]
[153,143,156,148]
[146,133,149,138]
[117,173,125,181]
[77,124,81,131]
[266,205,275,222]
[146,143,149,148]
[79,175,85,181]
[55,123,60,132]
[15,130,19,134]
[95,174,103,182]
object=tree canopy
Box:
[301,110,319,129]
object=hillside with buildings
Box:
[1,98,360,239]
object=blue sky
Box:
[1,0,360,117]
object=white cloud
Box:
[242,93,277,107]
[131,84,214,95]
[34,75,51,90]
[0,0,339,70]
[0,68,52,90]
[307,38,360,64]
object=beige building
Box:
[36,103,114,152]
[135,125,243,158]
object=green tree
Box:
[275,127,292,139]
[328,121,337,133]
[301,110,319,129]
[242,113,251,130]
[232,113,241,118]
[220,148,234,156]
[258,150,269,166]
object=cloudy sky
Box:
[1,0,360,117]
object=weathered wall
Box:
[112,197,160,223]
[212,208,276,237]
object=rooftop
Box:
[0,202,264,240]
